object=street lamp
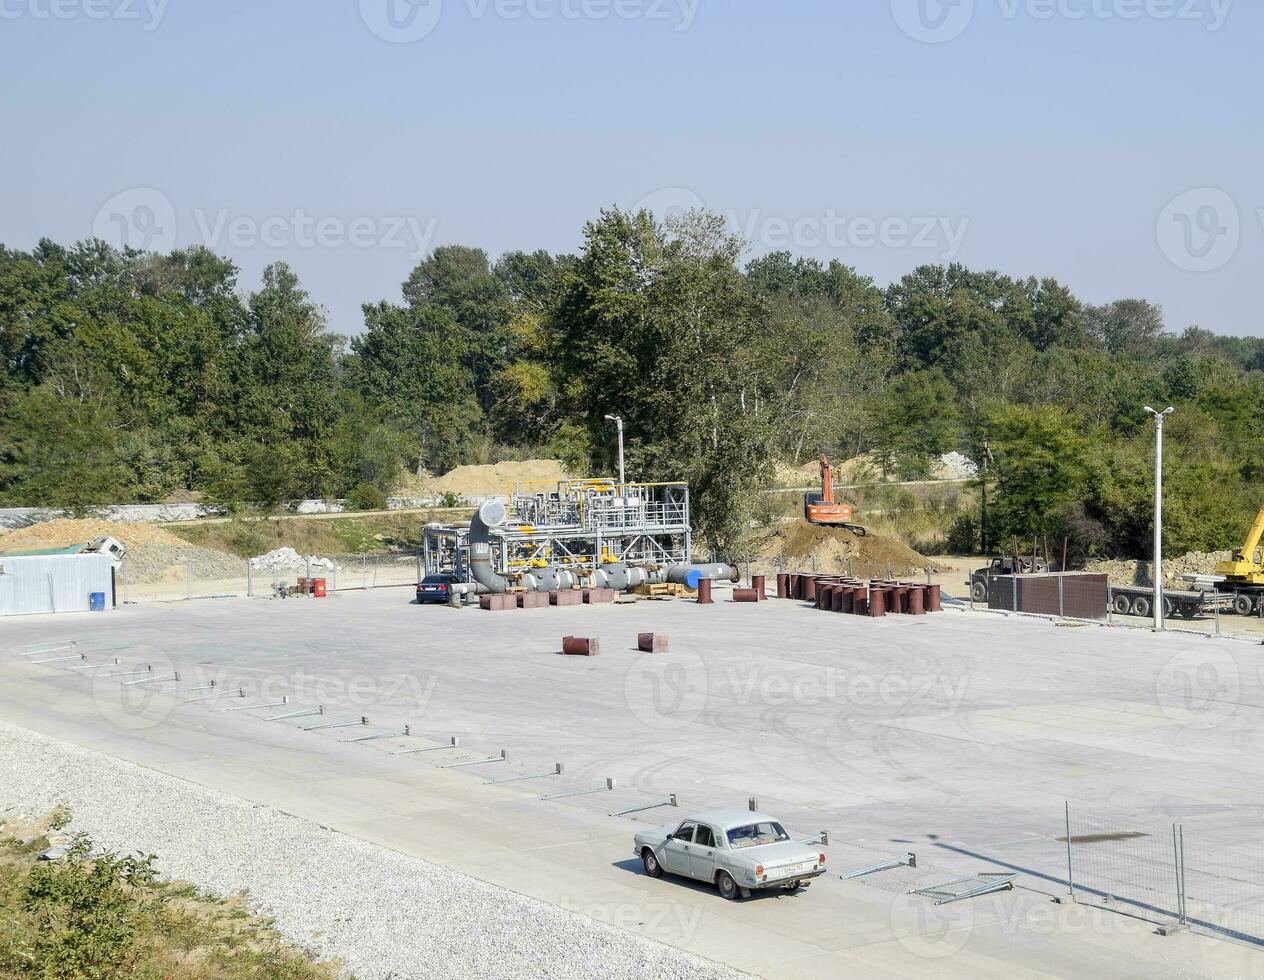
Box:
[1144,406,1174,631]
[604,414,625,487]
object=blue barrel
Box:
[89,592,106,611]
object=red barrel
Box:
[751,574,766,600]
[926,584,942,612]
[776,573,790,599]
[869,586,886,618]
[697,579,713,604]
[908,585,926,615]
[892,585,909,614]
[313,578,327,598]
[733,588,760,603]
[803,576,817,602]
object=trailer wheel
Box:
[1180,605,1198,620]
[1112,594,1131,616]
[1234,595,1255,617]
[971,581,988,604]
[1164,597,1176,618]
[1132,596,1151,618]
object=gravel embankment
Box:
[0,721,743,980]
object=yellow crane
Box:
[1214,507,1264,585]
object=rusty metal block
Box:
[562,636,599,656]
[733,588,760,603]
[637,633,668,653]
[696,579,713,604]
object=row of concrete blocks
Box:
[480,588,618,611]
[776,573,943,617]
[561,633,668,657]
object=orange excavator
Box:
[804,455,867,536]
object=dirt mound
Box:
[752,519,941,579]
[0,518,189,551]
[1086,550,1231,589]
[425,459,573,497]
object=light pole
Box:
[604,414,625,487]
[1145,406,1174,631]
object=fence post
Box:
[1065,801,1075,900]
[1172,824,1185,928]
[362,555,367,590]
[1012,575,1018,615]
[1107,585,1113,625]
[416,548,422,584]
[122,559,129,605]
[1178,824,1187,926]
[1058,575,1065,619]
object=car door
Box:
[662,822,695,876]
[689,824,718,881]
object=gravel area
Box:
[0,720,743,980]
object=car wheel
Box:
[971,581,988,604]
[642,849,663,879]
[717,871,740,901]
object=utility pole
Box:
[1145,406,1174,632]
[604,414,625,487]
[979,440,993,553]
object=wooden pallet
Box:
[632,582,696,599]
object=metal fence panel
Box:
[1065,808,1181,927]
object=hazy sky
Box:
[1,0,1257,337]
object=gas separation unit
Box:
[422,478,735,597]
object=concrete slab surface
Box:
[3,589,1264,977]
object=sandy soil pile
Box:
[750,519,941,579]
[0,518,188,550]
[424,459,572,497]
[0,518,244,584]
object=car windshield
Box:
[726,821,790,848]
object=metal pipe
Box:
[666,563,739,589]
[469,499,511,594]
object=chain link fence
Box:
[118,552,425,604]
[1064,804,1264,947]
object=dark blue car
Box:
[416,573,461,604]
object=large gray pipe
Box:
[469,499,511,594]
[666,563,740,589]
[594,562,652,592]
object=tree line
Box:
[3,208,1262,558]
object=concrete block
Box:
[550,590,583,607]
[637,633,668,653]
[479,594,516,611]
[517,592,549,609]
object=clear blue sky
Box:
[1,0,1257,337]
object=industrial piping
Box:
[466,498,737,595]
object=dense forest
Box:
[2,208,1262,558]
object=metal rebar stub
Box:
[122,670,179,687]
[31,653,86,665]
[303,715,369,732]
[341,725,411,743]
[186,687,246,704]
[266,703,323,722]
[541,777,616,801]
[839,853,916,880]
[486,763,563,785]
[220,695,288,712]
[67,658,120,671]
[392,735,459,756]
[99,665,153,678]
[908,873,1017,905]
[609,794,678,818]
[439,749,509,769]
[18,641,77,658]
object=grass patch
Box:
[0,813,341,980]
[175,512,460,558]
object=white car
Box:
[633,808,826,900]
